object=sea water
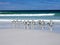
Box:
[0,10,60,33]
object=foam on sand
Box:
[0,29,60,45]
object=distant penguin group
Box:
[11,20,54,31]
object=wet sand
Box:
[0,29,60,45]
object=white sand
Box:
[0,29,60,45]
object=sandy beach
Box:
[0,29,60,45]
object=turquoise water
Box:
[0,16,60,20]
[0,10,60,20]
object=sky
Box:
[0,0,60,10]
